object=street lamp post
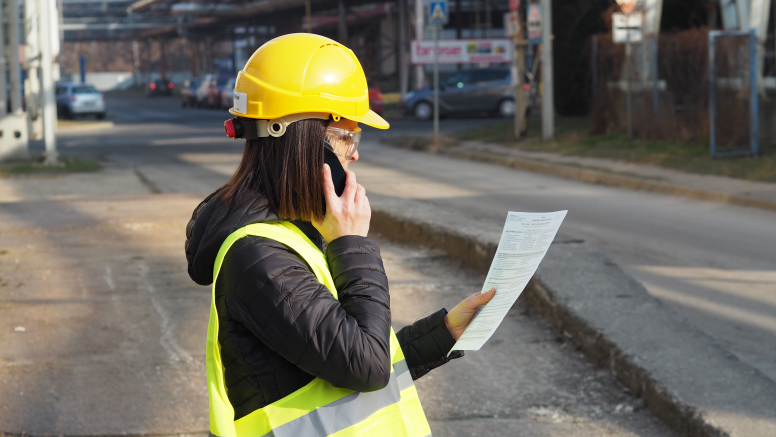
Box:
[433,24,440,144]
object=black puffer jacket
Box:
[186,190,463,420]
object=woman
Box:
[185,33,495,437]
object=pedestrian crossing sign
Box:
[428,1,448,25]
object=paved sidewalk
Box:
[385,138,776,212]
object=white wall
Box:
[59,71,194,91]
[60,72,133,91]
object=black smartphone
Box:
[323,147,347,197]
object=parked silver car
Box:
[399,68,514,120]
[55,83,106,119]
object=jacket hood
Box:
[184,189,273,285]
[185,189,326,286]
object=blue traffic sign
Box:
[428,1,448,25]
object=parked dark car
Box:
[181,78,201,107]
[147,78,174,96]
[55,82,106,119]
[399,68,514,120]
[368,81,384,115]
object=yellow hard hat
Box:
[229,33,389,130]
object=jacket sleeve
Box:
[396,309,465,380]
[221,234,392,392]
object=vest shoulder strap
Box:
[212,222,337,300]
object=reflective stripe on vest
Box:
[207,222,432,437]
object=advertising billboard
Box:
[410,39,513,64]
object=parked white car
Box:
[55,82,106,119]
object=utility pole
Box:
[0,0,7,119]
[337,0,348,45]
[540,0,554,140]
[132,40,140,86]
[50,0,62,82]
[397,0,409,97]
[8,0,22,113]
[485,0,492,37]
[305,0,312,32]
[0,0,30,161]
[455,0,462,70]
[25,0,42,140]
[474,0,481,37]
[513,6,527,138]
[414,0,424,89]
[40,0,59,164]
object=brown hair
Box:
[220,118,328,222]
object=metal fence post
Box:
[625,42,633,141]
[749,29,759,156]
[541,0,554,140]
[591,35,598,93]
[709,31,716,158]
[652,35,659,123]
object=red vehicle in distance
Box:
[368,81,384,115]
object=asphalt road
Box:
[0,94,681,435]
[355,140,776,380]
[13,92,772,424]
[42,94,776,384]
[0,194,672,436]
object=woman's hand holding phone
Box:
[312,164,371,242]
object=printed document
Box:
[450,211,567,354]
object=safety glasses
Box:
[324,126,362,160]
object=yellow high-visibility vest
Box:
[207,221,432,437]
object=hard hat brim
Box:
[359,110,390,130]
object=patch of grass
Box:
[381,102,403,119]
[381,134,458,151]
[0,155,102,176]
[453,117,776,183]
[382,92,401,104]
[456,117,590,143]
[56,119,114,131]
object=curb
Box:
[369,194,776,437]
[56,121,116,132]
[383,139,776,213]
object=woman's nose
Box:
[350,150,359,162]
